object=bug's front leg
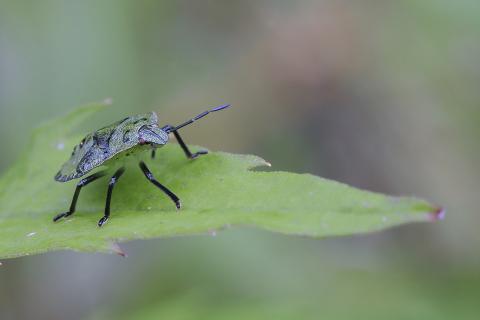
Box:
[162,125,208,160]
[139,161,181,209]
[98,167,126,227]
[53,171,107,222]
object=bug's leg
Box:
[151,149,156,159]
[53,171,107,222]
[163,125,208,159]
[139,161,181,209]
[98,167,126,227]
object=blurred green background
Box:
[1,1,479,319]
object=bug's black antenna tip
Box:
[210,104,231,112]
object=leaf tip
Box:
[428,206,446,222]
[249,157,272,170]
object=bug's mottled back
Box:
[55,112,168,182]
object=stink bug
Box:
[53,104,230,227]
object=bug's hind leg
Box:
[162,125,208,160]
[53,171,107,222]
[139,161,181,209]
[98,167,125,227]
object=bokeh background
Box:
[1,1,479,319]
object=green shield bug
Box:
[53,104,230,227]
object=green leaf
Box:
[0,102,442,259]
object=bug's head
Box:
[137,124,168,148]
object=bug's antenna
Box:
[166,104,231,133]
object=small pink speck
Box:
[111,242,127,257]
[429,207,446,221]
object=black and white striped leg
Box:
[139,161,181,209]
[53,171,107,222]
[98,167,126,227]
